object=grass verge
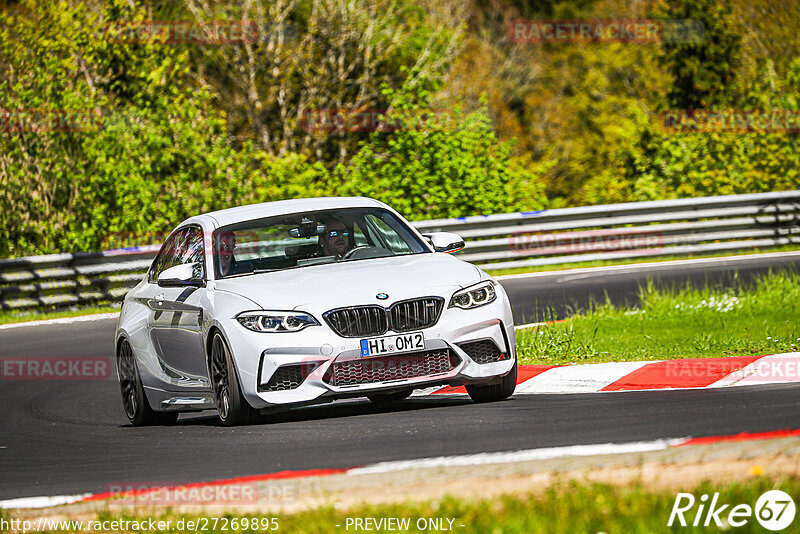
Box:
[516,269,800,365]
[3,476,796,533]
[485,244,800,277]
[0,304,120,326]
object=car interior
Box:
[215,209,416,277]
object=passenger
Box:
[216,231,237,276]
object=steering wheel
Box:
[341,246,373,260]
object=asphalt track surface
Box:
[1,252,800,500]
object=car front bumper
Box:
[222,296,516,409]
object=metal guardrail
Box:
[0,246,159,310]
[2,191,799,310]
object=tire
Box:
[466,359,517,403]
[210,332,255,426]
[117,339,179,426]
[367,389,413,404]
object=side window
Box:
[149,230,184,283]
[175,227,205,277]
[366,214,414,254]
[148,227,205,283]
[352,221,369,246]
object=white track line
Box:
[347,438,688,475]
[0,494,92,510]
[0,312,120,331]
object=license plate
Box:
[359,332,425,357]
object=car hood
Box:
[213,253,483,313]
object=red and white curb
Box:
[415,352,800,396]
[3,429,799,510]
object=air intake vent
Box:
[323,349,459,387]
[457,339,506,364]
[260,363,318,392]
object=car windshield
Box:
[212,207,428,278]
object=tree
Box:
[335,79,547,219]
[657,0,742,109]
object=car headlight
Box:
[449,281,497,310]
[236,311,319,332]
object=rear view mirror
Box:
[157,262,204,287]
[288,218,327,238]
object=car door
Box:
[142,226,210,389]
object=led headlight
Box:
[236,311,319,332]
[449,281,497,310]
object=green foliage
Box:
[1,0,800,257]
[171,0,462,164]
[657,0,743,109]
[533,43,670,203]
[609,129,800,202]
[0,1,516,257]
[335,79,548,219]
[0,1,326,255]
[77,101,318,251]
[448,0,799,206]
[584,54,800,203]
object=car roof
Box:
[179,196,388,229]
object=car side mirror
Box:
[157,262,204,288]
[422,232,465,254]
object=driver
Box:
[318,219,352,259]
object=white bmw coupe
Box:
[116,197,516,425]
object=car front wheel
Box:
[466,359,517,403]
[210,332,255,426]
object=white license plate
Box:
[359,332,425,357]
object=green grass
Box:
[485,244,800,277]
[0,303,120,325]
[3,476,796,533]
[516,269,800,365]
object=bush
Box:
[335,80,548,220]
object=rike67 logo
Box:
[669,490,796,531]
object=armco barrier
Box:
[1,191,799,310]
